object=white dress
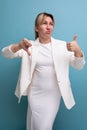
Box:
[27,42,61,130]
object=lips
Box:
[46,31,51,34]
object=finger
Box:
[67,46,73,51]
[22,45,29,52]
[27,50,31,56]
[22,39,32,55]
[22,46,31,55]
[67,43,72,51]
[73,34,78,41]
[23,38,32,47]
[25,49,30,55]
[67,43,70,49]
[67,42,71,47]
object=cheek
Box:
[39,27,46,33]
[51,26,54,30]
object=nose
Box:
[46,24,50,29]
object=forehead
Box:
[43,16,53,22]
[38,15,54,25]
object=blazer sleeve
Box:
[2,44,24,58]
[2,39,34,59]
[69,51,85,70]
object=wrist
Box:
[74,49,83,57]
[17,43,22,50]
[11,44,22,52]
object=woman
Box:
[2,12,85,130]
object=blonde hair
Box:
[34,12,55,39]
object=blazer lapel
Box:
[30,39,40,77]
[51,37,65,81]
[51,37,61,66]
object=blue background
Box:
[0,0,87,130]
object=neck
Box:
[39,37,51,44]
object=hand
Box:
[67,34,83,57]
[19,38,32,55]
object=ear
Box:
[35,26,38,32]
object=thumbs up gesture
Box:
[67,34,83,57]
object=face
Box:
[35,16,54,40]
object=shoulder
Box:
[51,37,67,48]
[29,40,35,45]
[51,37,71,53]
[29,38,40,46]
[51,37,66,44]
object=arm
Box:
[2,38,32,58]
[67,35,85,69]
[69,53,85,70]
[10,38,32,55]
[67,35,83,57]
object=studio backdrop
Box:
[0,0,87,130]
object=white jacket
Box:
[2,37,85,109]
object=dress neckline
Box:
[39,42,51,46]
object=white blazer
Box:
[2,37,85,109]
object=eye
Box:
[43,22,47,25]
[50,22,54,26]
